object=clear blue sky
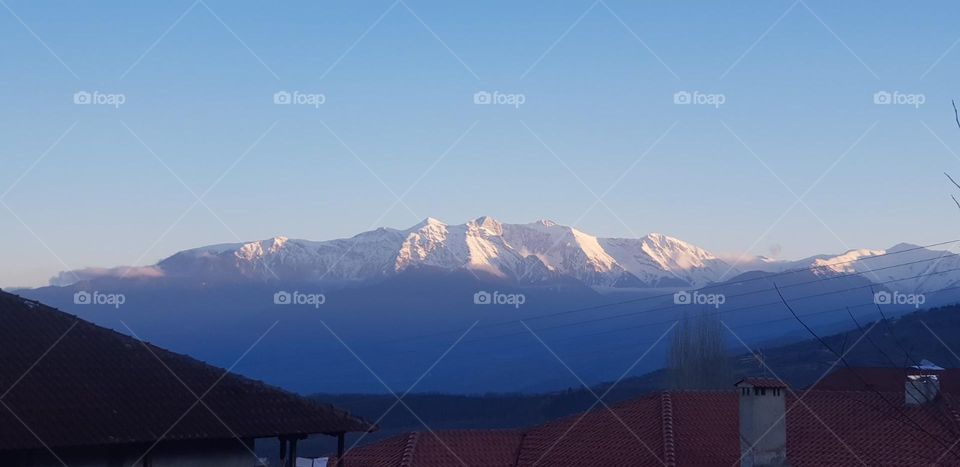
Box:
[3,0,960,287]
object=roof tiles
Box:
[339,382,960,465]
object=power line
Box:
[363,240,960,348]
[303,284,960,378]
[243,265,960,372]
[272,257,960,368]
[237,255,960,371]
[843,305,960,443]
[478,260,960,343]
[776,285,960,462]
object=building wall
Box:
[2,438,258,467]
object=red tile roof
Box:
[814,367,960,393]
[334,432,412,467]
[516,394,664,467]
[0,292,375,452]
[342,378,960,465]
[334,430,524,467]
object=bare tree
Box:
[948,100,960,208]
[667,309,730,389]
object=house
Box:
[335,371,960,466]
[0,291,376,466]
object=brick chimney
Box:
[736,378,789,467]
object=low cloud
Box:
[49,266,164,286]
[767,244,783,258]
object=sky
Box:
[3,0,960,288]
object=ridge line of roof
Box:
[513,430,528,467]
[660,391,677,467]
[400,431,419,467]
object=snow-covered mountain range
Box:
[50,217,960,292]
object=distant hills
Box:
[15,218,960,394]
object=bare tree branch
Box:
[953,99,960,130]
[945,172,960,190]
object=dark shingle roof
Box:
[0,291,375,452]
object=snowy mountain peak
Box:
[643,232,682,245]
[638,233,720,269]
[414,217,447,229]
[809,248,885,275]
[236,236,289,261]
[50,217,950,293]
[468,216,503,235]
[535,219,558,227]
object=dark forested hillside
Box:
[302,303,960,456]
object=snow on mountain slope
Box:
[599,234,739,287]
[796,243,960,293]
[49,217,957,292]
[499,220,640,286]
[715,243,960,293]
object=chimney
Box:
[736,378,789,467]
[905,359,944,405]
[905,375,940,405]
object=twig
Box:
[945,172,960,190]
[953,99,960,130]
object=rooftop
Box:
[735,377,789,389]
[0,291,375,452]
[338,383,960,466]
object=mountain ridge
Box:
[48,217,959,294]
